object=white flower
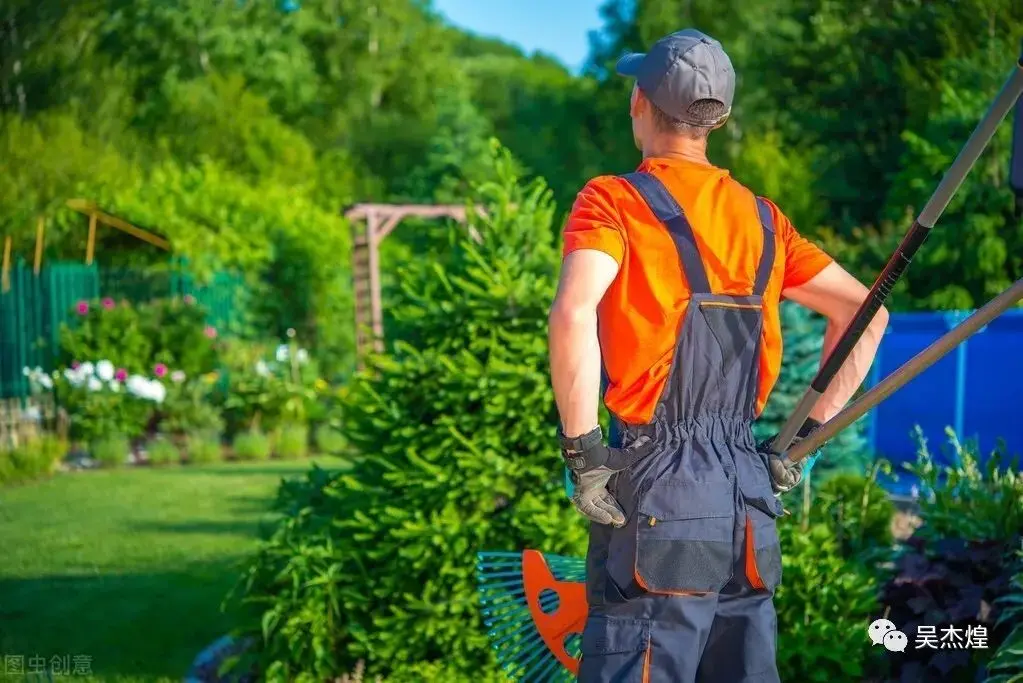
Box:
[296,349,309,365]
[24,406,41,421]
[255,360,270,377]
[275,344,289,363]
[79,361,95,377]
[149,380,166,404]
[96,360,115,382]
[34,366,43,375]
[171,370,186,384]
[38,374,53,390]
[87,377,103,392]
[126,375,149,398]
[22,367,30,377]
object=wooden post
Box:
[367,210,384,354]
[85,212,97,265]
[1,236,11,293]
[34,216,45,274]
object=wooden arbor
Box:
[345,203,482,362]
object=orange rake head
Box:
[476,549,588,681]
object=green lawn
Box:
[0,457,348,682]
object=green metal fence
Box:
[0,261,244,399]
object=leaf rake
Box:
[476,549,588,682]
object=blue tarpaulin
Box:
[864,307,1023,495]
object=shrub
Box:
[877,428,1023,682]
[227,142,585,681]
[233,429,272,462]
[43,363,166,443]
[904,426,1023,542]
[878,535,1018,682]
[147,435,181,466]
[216,338,319,436]
[186,431,222,465]
[159,373,225,436]
[91,434,131,468]
[59,299,153,374]
[985,554,1023,682]
[275,424,308,460]
[810,461,897,558]
[775,520,884,682]
[137,296,219,378]
[0,435,68,485]
[314,424,346,455]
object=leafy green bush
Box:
[810,461,897,558]
[905,426,1023,542]
[49,364,164,443]
[0,435,68,486]
[138,296,219,378]
[228,143,586,681]
[752,301,871,478]
[275,424,308,460]
[314,424,346,455]
[186,431,223,465]
[876,428,1023,682]
[216,338,319,436]
[775,520,884,682]
[146,435,181,466]
[879,535,1018,682]
[985,553,1023,683]
[59,299,153,374]
[159,373,225,436]
[91,434,131,468]
[232,429,272,462]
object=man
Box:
[548,29,889,683]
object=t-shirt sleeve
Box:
[562,177,626,264]
[768,199,834,290]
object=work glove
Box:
[559,426,652,528]
[758,417,824,495]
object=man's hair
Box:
[649,99,728,140]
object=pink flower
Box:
[204,326,217,339]
[184,295,197,305]
[71,361,81,370]
[102,297,115,310]
[76,301,89,315]
[115,368,127,382]
[154,363,168,378]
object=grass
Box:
[0,457,348,682]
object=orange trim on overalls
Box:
[744,514,767,590]
[522,549,588,675]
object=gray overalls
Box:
[578,172,784,683]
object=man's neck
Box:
[642,136,711,166]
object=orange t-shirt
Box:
[562,157,833,425]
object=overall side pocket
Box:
[742,488,784,592]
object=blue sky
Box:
[432,0,607,73]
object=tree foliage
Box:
[230,143,587,680]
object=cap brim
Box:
[615,53,645,77]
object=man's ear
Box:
[629,85,642,118]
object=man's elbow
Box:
[548,300,597,331]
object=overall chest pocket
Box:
[633,478,736,595]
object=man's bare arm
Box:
[548,249,620,438]
[782,262,889,423]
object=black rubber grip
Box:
[810,222,931,393]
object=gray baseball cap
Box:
[616,29,735,127]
